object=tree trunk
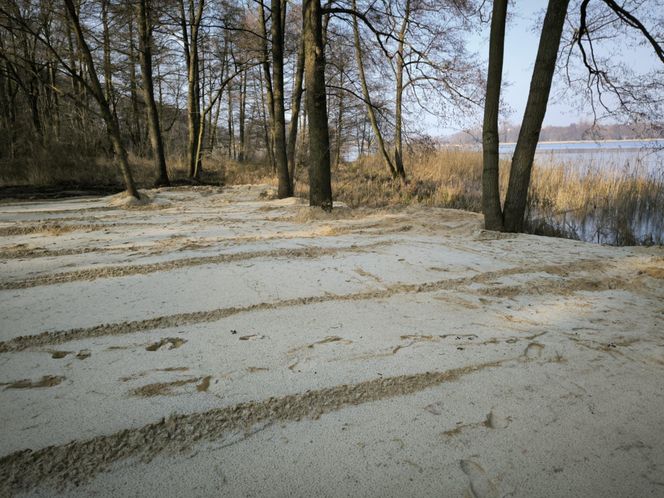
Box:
[287,34,305,182]
[271,0,293,197]
[334,66,345,167]
[227,84,234,158]
[63,0,139,199]
[258,0,276,172]
[181,0,204,179]
[303,0,332,210]
[351,0,398,179]
[502,0,570,232]
[137,0,169,187]
[127,15,142,152]
[481,0,508,231]
[393,0,410,181]
[238,71,247,162]
[101,0,116,119]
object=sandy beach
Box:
[0,185,662,497]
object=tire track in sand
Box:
[0,358,509,493]
[0,241,393,290]
[0,259,624,353]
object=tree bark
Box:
[502,0,570,232]
[238,70,247,162]
[127,14,142,152]
[393,0,410,181]
[481,0,508,231]
[334,65,345,167]
[227,84,234,158]
[137,0,169,187]
[101,0,116,119]
[303,0,332,210]
[272,0,293,197]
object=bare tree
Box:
[63,0,140,198]
[304,0,332,209]
[137,0,169,186]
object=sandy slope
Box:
[0,185,662,497]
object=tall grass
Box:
[288,147,662,246]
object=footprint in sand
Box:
[460,459,499,498]
[483,409,511,429]
[145,337,187,351]
[523,342,544,360]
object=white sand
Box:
[0,185,662,497]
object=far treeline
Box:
[447,121,664,145]
[0,0,662,232]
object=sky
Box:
[452,0,662,134]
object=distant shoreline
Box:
[501,138,664,146]
[443,138,664,146]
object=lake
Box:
[499,139,664,176]
[497,139,664,245]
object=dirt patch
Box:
[196,376,212,392]
[49,351,70,359]
[0,359,508,493]
[76,350,91,360]
[1,375,64,389]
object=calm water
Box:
[499,139,664,176]
[498,140,664,245]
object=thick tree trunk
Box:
[272,0,293,197]
[137,0,169,187]
[502,0,570,232]
[481,0,508,231]
[303,0,332,210]
[63,0,139,199]
[351,0,398,179]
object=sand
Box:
[0,184,662,497]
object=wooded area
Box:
[0,0,662,230]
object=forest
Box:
[1,0,662,237]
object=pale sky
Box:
[498,0,660,128]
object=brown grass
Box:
[247,147,661,246]
[0,150,223,188]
